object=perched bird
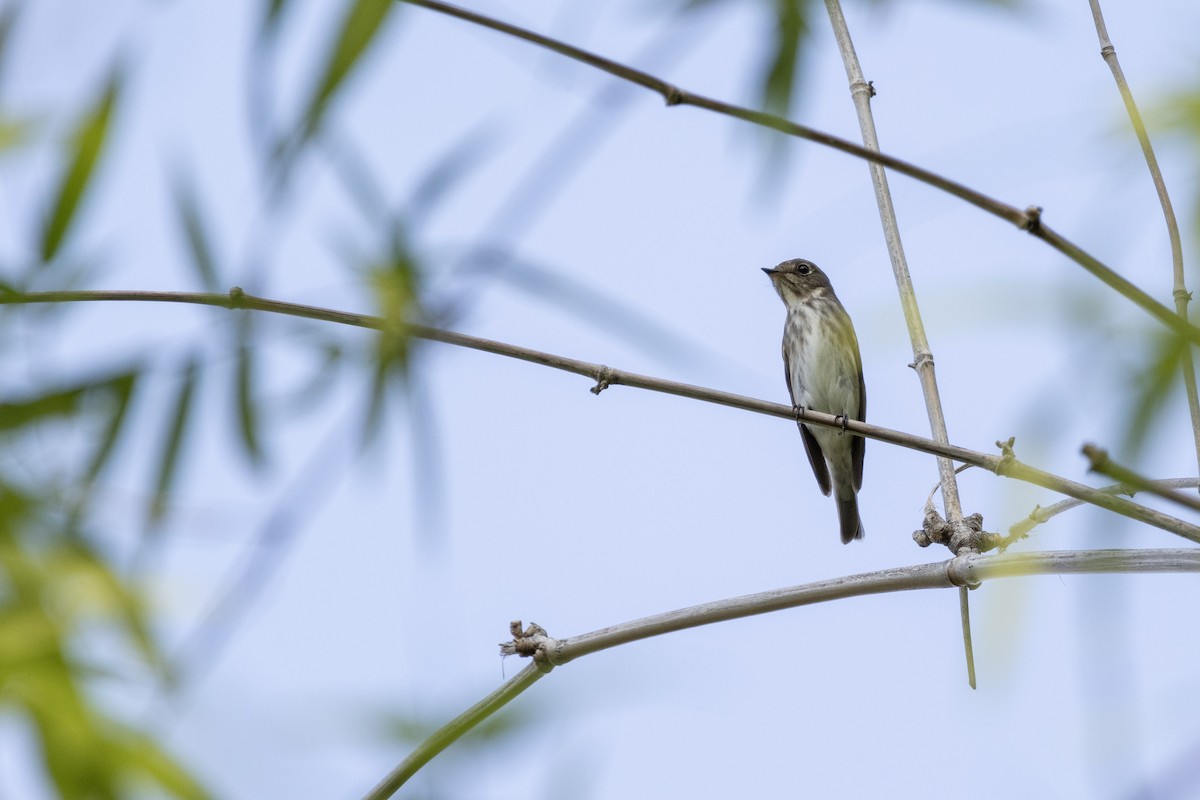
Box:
[763,258,866,544]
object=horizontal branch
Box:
[537,548,1200,663]
[396,0,1200,346]
[370,547,1200,797]
[4,288,1199,543]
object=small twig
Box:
[394,0,1200,346]
[1087,0,1200,487]
[367,548,1200,796]
[1082,444,1200,513]
[4,288,1199,542]
[1004,477,1199,549]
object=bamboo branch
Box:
[1087,0,1200,486]
[1082,445,1200,513]
[822,0,967,548]
[362,662,547,800]
[395,0,1200,346]
[1005,477,1200,547]
[4,288,1199,543]
[822,0,976,685]
[365,547,1200,797]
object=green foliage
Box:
[169,167,222,294]
[39,68,122,263]
[298,0,395,143]
[235,315,265,466]
[145,356,201,530]
[364,238,422,441]
[0,479,204,798]
[1121,331,1189,457]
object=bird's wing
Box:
[852,367,866,491]
[784,347,832,496]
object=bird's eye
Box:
[797,262,811,275]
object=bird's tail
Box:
[836,495,864,544]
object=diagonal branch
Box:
[4,287,1199,544]
[364,547,1200,797]
[1082,445,1200,513]
[395,0,1200,346]
[1005,477,1199,548]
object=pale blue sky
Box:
[3,0,1200,797]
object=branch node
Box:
[1173,288,1192,304]
[1081,442,1108,472]
[994,436,1016,473]
[1099,44,1116,59]
[1021,205,1043,233]
[663,85,684,106]
[499,620,560,672]
[909,352,934,372]
[850,79,875,99]
[590,365,616,395]
[913,500,951,548]
[946,554,982,589]
[228,286,246,308]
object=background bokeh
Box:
[2,0,1200,797]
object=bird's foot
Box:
[834,413,849,435]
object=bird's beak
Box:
[761,267,777,276]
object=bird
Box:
[763,258,866,544]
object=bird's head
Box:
[762,258,833,305]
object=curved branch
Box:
[395,0,1200,346]
[4,287,1199,543]
[1087,0,1200,484]
[362,662,547,800]
[367,547,1200,797]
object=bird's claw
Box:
[834,413,849,435]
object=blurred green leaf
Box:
[1121,331,1186,457]
[258,0,295,43]
[0,369,136,434]
[39,66,122,263]
[114,728,211,800]
[0,115,37,153]
[146,355,201,528]
[54,537,165,676]
[0,483,204,800]
[84,369,139,485]
[363,235,421,441]
[169,167,222,293]
[235,314,264,465]
[0,384,88,431]
[299,0,394,142]
[762,0,810,118]
[1149,85,1200,243]
[0,1,22,90]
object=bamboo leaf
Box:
[168,167,221,293]
[0,385,88,431]
[39,67,122,262]
[1122,332,1186,456]
[258,0,294,43]
[86,370,138,481]
[146,356,201,527]
[0,2,22,91]
[235,315,264,465]
[761,0,810,118]
[298,0,394,141]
